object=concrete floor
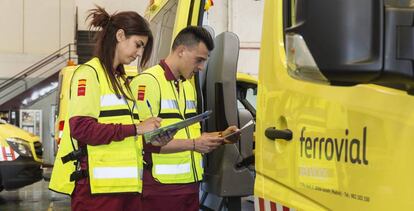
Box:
[0,180,254,211]
[0,180,70,211]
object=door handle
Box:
[265,127,292,141]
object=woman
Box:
[49,6,167,211]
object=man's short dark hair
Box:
[172,26,214,51]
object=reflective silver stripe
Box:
[186,100,196,110]
[93,167,138,179]
[154,163,190,175]
[100,94,126,107]
[139,169,143,179]
[160,99,179,110]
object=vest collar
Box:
[159,60,186,82]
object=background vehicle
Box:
[0,119,43,191]
[254,0,414,210]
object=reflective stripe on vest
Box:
[186,100,197,110]
[161,99,179,110]
[143,65,203,184]
[155,163,191,175]
[154,159,203,175]
[100,94,126,106]
[93,167,138,179]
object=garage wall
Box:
[0,0,24,54]
[205,0,264,77]
[0,0,148,78]
[0,0,75,78]
[75,0,147,30]
[0,0,75,54]
[0,0,262,77]
[24,1,60,54]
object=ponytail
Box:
[86,6,113,29]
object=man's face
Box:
[179,42,209,80]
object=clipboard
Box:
[143,110,212,144]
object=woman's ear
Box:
[116,29,126,42]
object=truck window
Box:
[237,87,257,113]
[236,77,257,119]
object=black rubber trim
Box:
[187,0,195,26]
[99,109,134,117]
[185,112,197,119]
[133,113,139,120]
[158,113,183,119]
[198,0,206,26]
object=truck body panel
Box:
[255,0,414,210]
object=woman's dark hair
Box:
[86,6,153,99]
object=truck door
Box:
[255,0,414,210]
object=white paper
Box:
[222,119,255,139]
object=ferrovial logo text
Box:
[299,127,368,165]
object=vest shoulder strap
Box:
[139,72,162,114]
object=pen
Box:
[146,100,154,117]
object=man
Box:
[130,26,239,211]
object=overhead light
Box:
[21,82,59,106]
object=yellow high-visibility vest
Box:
[49,58,143,195]
[140,65,203,183]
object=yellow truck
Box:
[254,0,414,210]
[0,119,43,191]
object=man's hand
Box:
[221,125,241,144]
[135,117,162,135]
[194,133,223,153]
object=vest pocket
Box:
[152,152,195,183]
[87,146,142,193]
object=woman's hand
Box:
[135,117,162,135]
[150,128,177,146]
